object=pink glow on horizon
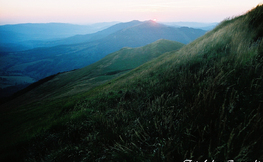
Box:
[0,0,262,25]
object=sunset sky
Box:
[0,0,262,25]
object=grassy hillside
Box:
[1,5,263,161]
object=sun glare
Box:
[153,18,157,22]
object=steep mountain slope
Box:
[2,5,263,161]
[1,21,205,97]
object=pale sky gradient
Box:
[0,0,262,25]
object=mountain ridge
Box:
[0,22,118,42]
[45,20,142,46]
[44,20,204,47]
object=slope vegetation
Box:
[1,5,263,161]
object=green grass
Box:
[1,5,263,161]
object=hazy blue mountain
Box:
[0,20,206,97]
[162,22,218,30]
[1,20,206,80]
[0,43,29,53]
[0,22,119,51]
[101,20,206,46]
[0,22,119,43]
[47,20,206,47]
[44,20,142,46]
[0,21,207,52]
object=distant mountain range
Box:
[48,20,142,46]
[0,20,206,97]
[0,22,119,51]
[0,22,119,43]
[0,21,211,51]
[1,20,208,50]
[162,22,218,30]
